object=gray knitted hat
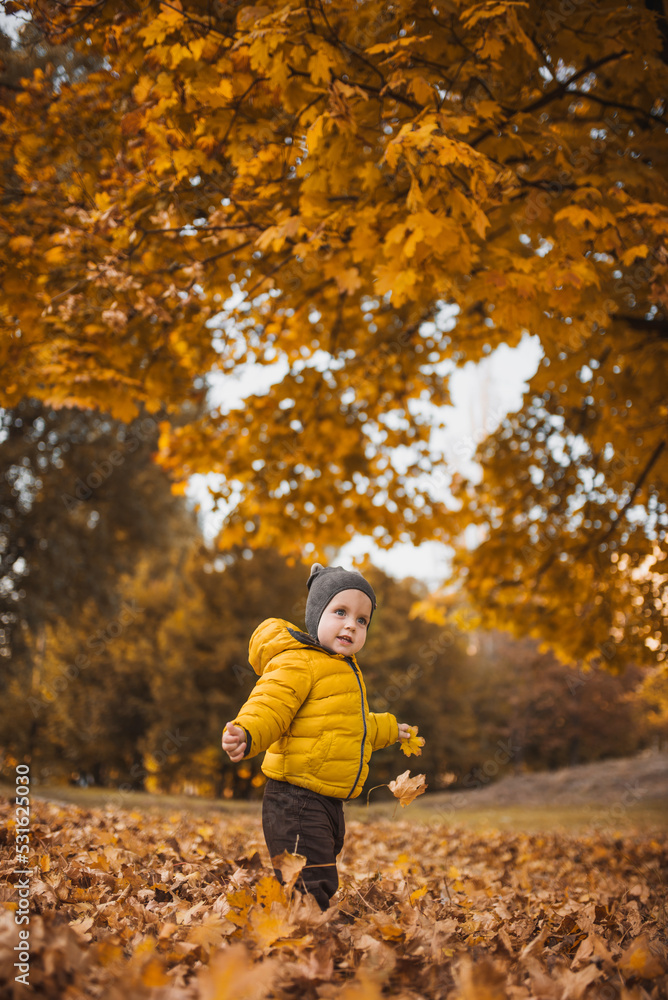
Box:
[305,563,377,640]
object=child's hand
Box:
[222,722,247,762]
[398,723,425,756]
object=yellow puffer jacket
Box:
[232,618,398,799]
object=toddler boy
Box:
[222,562,412,910]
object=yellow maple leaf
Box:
[247,905,292,950]
[337,973,386,1000]
[44,245,67,266]
[9,235,33,253]
[254,874,288,909]
[141,958,170,987]
[170,43,194,68]
[198,943,278,999]
[374,264,418,305]
[553,205,603,229]
[139,19,171,47]
[456,954,507,1000]
[376,920,404,940]
[335,266,362,296]
[409,885,428,905]
[400,725,425,757]
[620,244,649,266]
[133,76,153,104]
[308,46,336,85]
[409,76,435,104]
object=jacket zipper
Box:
[345,657,367,800]
[287,632,368,799]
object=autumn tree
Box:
[459,631,649,773]
[0,399,199,765]
[1,0,666,667]
[22,547,194,789]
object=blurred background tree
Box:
[0,399,198,765]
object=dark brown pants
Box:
[262,777,345,910]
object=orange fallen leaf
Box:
[247,904,293,951]
[198,943,278,999]
[388,770,427,807]
[556,964,601,999]
[618,935,665,979]
[457,955,507,1000]
[141,957,170,987]
[400,725,425,757]
[337,973,386,999]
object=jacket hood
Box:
[248,618,314,676]
[248,617,354,675]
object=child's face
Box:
[317,589,373,656]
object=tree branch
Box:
[613,314,668,339]
[471,50,630,149]
[593,438,667,550]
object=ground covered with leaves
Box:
[1,796,666,999]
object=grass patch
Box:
[347,797,668,833]
[2,781,666,833]
[0,781,260,817]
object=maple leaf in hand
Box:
[388,770,427,807]
[400,725,425,757]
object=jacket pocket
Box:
[307,730,334,777]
